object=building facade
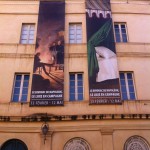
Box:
[0,0,150,150]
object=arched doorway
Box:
[124,135,150,150]
[0,139,28,150]
[64,137,91,150]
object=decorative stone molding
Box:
[64,137,91,150]
[101,128,113,135]
[117,52,150,58]
[0,113,150,122]
[124,136,150,150]
[0,53,34,58]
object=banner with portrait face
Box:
[86,0,122,104]
[30,1,65,106]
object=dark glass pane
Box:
[127,73,132,79]
[130,93,135,100]
[115,28,120,33]
[70,94,75,101]
[120,79,126,85]
[120,73,125,79]
[22,88,28,94]
[70,74,75,80]
[78,94,83,100]
[121,28,126,33]
[128,80,133,85]
[16,75,22,80]
[15,81,21,87]
[12,95,19,102]
[122,37,127,42]
[70,81,75,86]
[70,87,75,93]
[116,34,121,42]
[21,95,27,102]
[121,85,127,93]
[77,74,82,80]
[4,142,14,150]
[122,34,127,42]
[23,82,29,87]
[16,142,27,150]
[1,139,27,150]
[114,24,119,29]
[78,80,83,86]
[24,75,29,80]
[122,93,128,100]
[78,87,83,93]
[14,88,20,94]
[129,86,135,93]
[121,24,125,28]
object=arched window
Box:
[124,136,150,150]
[92,12,97,18]
[64,137,91,150]
[106,13,110,18]
[99,13,103,18]
[1,139,28,150]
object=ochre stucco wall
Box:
[0,0,150,150]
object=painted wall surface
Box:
[0,0,150,150]
[0,120,150,150]
[0,0,150,114]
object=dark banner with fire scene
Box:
[86,0,122,104]
[30,1,65,106]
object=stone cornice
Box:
[1,124,150,133]
[0,42,150,58]
[0,0,149,2]
[1,52,149,58]
[116,42,150,45]
[0,52,150,58]
[1,12,150,16]
[0,113,150,123]
[65,53,87,58]
[101,128,114,135]
[0,53,34,58]
[117,52,150,57]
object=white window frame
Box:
[12,74,30,102]
[69,23,82,44]
[120,72,136,100]
[20,24,35,44]
[114,23,128,42]
[69,73,84,101]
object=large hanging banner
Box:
[86,0,122,104]
[30,1,65,106]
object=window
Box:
[124,136,150,150]
[64,138,91,150]
[12,74,30,102]
[1,139,28,150]
[69,73,83,101]
[114,23,128,42]
[20,24,35,44]
[120,72,136,100]
[69,23,82,43]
